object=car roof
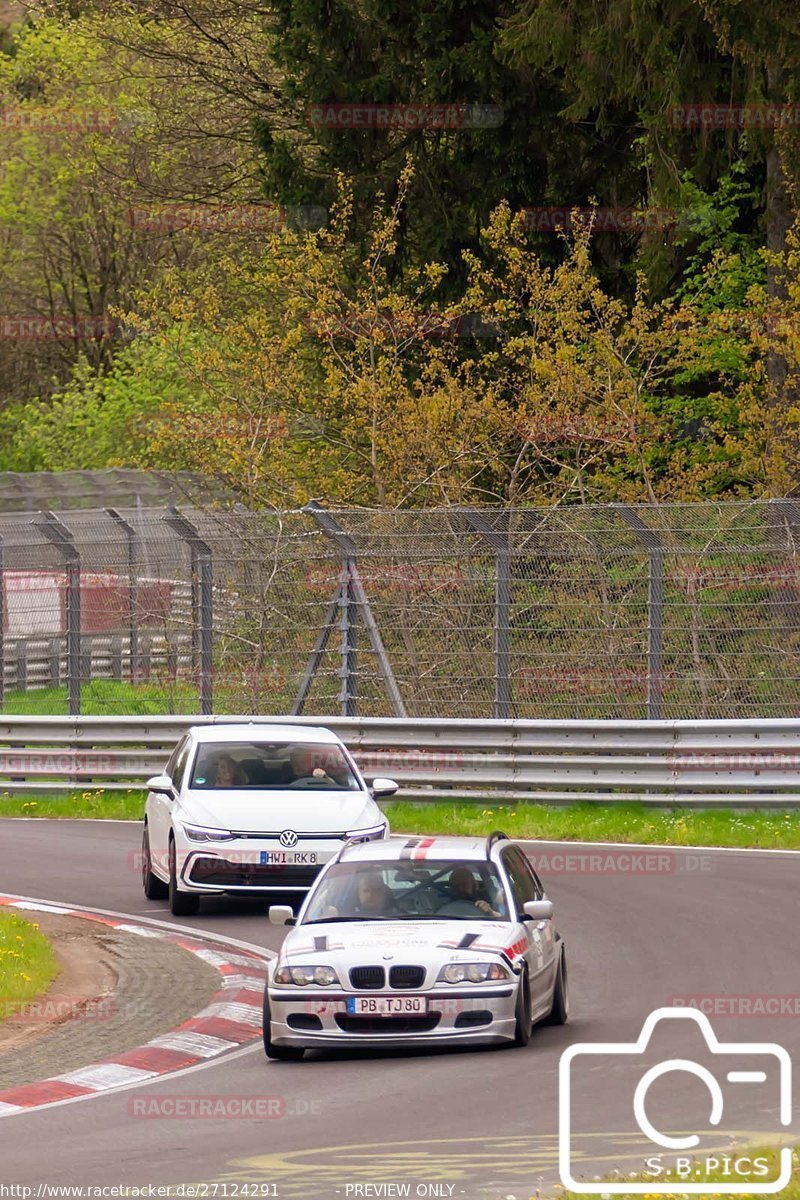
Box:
[339,835,505,864]
[187,723,342,746]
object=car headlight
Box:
[344,822,388,841]
[182,823,236,843]
[273,964,340,987]
[437,962,510,984]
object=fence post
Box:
[163,507,213,715]
[616,506,664,720]
[340,554,358,717]
[106,508,139,684]
[304,500,407,717]
[34,511,81,716]
[0,533,4,711]
[463,511,511,720]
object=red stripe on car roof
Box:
[411,837,436,860]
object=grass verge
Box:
[0,789,145,820]
[0,911,59,1023]
[383,801,800,849]
[3,792,800,849]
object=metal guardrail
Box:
[2,633,192,693]
[1,715,800,806]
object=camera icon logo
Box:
[559,1006,792,1194]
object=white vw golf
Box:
[141,723,395,915]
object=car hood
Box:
[179,790,381,834]
[276,918,527,973]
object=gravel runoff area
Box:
[0,912,220,1090]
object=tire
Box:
[543,947,569,1026]
[142,825,168,900]
[512,972,532,1047]
[168,836,200,916]
[262,991,304,1061]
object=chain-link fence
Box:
[1,498,800,719]
[0,468,236,513]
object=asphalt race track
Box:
[0,818,798,1198]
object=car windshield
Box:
[189,741,361,791]
[302,860,509,922]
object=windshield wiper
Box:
[306,915,392,923]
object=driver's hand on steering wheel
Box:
[475,899,502,918]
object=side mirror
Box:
[269,905,296,926]
[370,777,399,799]
[523,899,554,922]
[146,774,175,798]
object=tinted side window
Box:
[518,849,545,900]
[171,741,192,790]
[502,847,539,912]
[165,739,184,779]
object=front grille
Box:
[389,965,425,989]
[349,966,385,990]
[188,858,321,888]
[335,1014,440,1034]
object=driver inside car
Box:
[288,747,338,785]
[446,867,505,919]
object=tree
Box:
[0,8,262,409]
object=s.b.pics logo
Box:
[559,1007,792,1194]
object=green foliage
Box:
[0,338,203,471]
[0,912,59,1019]
[2,1,800,503]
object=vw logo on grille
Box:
[279,829,299,848]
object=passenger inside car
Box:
[352,872,396,915]
[209,753,248,787]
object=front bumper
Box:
[267,985,518,1047]
[177,838,339,893]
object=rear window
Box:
[189,741,361,791]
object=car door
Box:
[501,846,557,1017]
[149,737,190,871]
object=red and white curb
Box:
[0,896,270,1117]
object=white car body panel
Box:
[266,835,565,1050]
[143,723,388,899]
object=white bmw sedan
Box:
[262,832,568,1058]
[141,723,395,915]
